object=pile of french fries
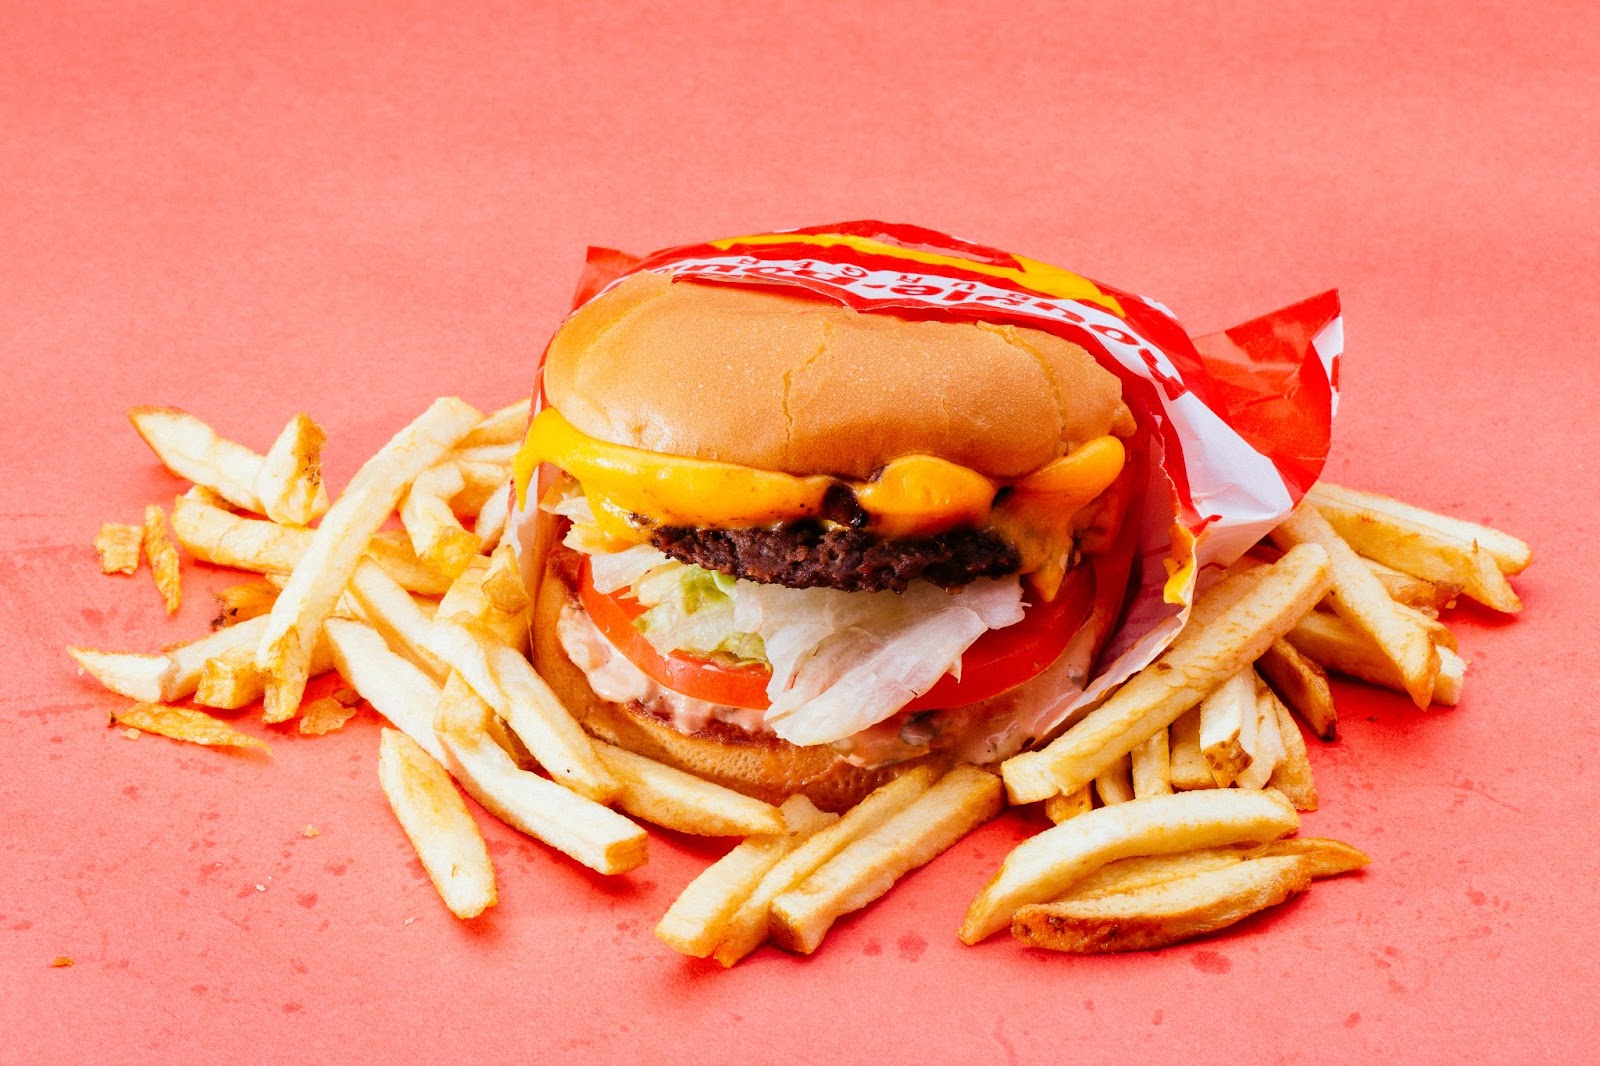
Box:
[69,397,1529,958]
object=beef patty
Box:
[648,521,1022,593]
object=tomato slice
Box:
[576,558,1094,714]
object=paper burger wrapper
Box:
[510,221,1340,758]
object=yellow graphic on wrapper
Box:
[708,232,1126,317]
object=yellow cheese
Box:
[514,408,1126,547]
[854,454,996,538]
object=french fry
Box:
[298,695,359,735]
[1272,501,1439,708]
[1167,709,1214,791]
[657,796,836,958]
[142,504,182,614]
[473,481,512,549]
[172,494,451,595]
[959,789,1297,943]
[94,523,142,575]
[363,534,456,597]
[1265,690,1317,810]
[451,443,518,466]
[1059,835,1365,904]
[422,616,508,707]
[1401,601,1457,651]
[1261,543,1465,618]
[1044,786,1094,824]
[211,580,279,628]
[113,703,270,753]
[1001,544,1332,804]
[769,766,1004,954]
[1093,754,1135,806]
[194,645,260,709]
[1362,556,1461,612]
[1255,638,1337,741]
[1010,854,1313,953]
[480,547,531,618]
[485,641,619,802]
[1287,610,1465,706]
[323,618,449,763]
[181,484,231,509]
[1306,486,1521,612]
[434,669,493,737]
[71,615,271,705]
[194,629,334,710]
[1434,647,1467,705]
[376,728,496,919]
[439,722,648,876]
[402,462,483,580]
[714,766,940,966]
[451,460,512,515]
[346,560,450,682]
[1251,836,1369,877]
[436,548,530,650]
[594,741,784,837]
[1308,482,1531,575]
[256,397,480,721]
[1130,727,1173,798]
[171,493,306,572]
[69,647,173,704]
[1198,670,1255,787]
[1235,684,1285,791]
[427,619,615,802]
[458,401,528,449]
[253,412,330,526]
[1054,846,1255,901]
[127,405,265,512]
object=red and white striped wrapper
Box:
[516,221,1341,740]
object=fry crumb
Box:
[255,884,266,892]
[404,917,415,926]
[303,825,320,838]
[332,687,361,707]
[123,727,142,740]
[93,523,143,575]
[299,696,358,736]
[50,955,74,968]
[142,504,182,614]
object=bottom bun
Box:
[531,552,943,812]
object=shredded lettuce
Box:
[555,486,1027,744]
[635,564,768,665]
[736,578,1025,745]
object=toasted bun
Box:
[531,554,941,811]
[543,270,1130,481]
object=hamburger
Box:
[513,267,1143,811]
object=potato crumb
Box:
[50,956,74,968]
[303,825,320,838]
[122,727,142,740]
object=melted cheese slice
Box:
[514,408,1125,548]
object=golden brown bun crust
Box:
[543,270,1130,480]
[531,554,941,812]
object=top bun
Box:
[543,270,1131,481]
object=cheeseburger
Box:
[513,267,1143,810]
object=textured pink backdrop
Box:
[4,3,1596,1062]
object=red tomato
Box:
[576,558,1093,714]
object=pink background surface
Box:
[4,3,1596,1062]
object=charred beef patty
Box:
[649,521,1022,593]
